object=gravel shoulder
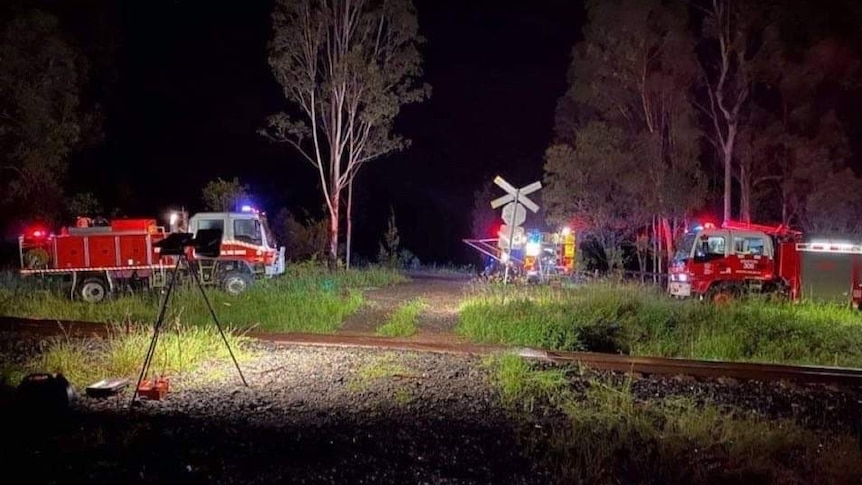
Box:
[1,342,542,485]
[2,337,861,484]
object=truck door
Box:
[193,218,225,258]
[693,231,730,278]
[731,234,772,278]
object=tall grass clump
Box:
[3,322,252,389]
[485,353,570,411]
[487,355,862,484]
[376,298,426,337]
[459,282,862,367]
[458,282,660,352]
[0,263,405,334]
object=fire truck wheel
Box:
[707,286,737,305]
[222,272,252,296]
[78,278,109,303]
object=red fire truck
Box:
[17,207,286,303]
[668,220,862,307]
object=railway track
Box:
[3,316,862,387]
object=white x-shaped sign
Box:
[490,176,541,213]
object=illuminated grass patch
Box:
[0,323,253,390]
[459,282,862,367]
[348,354,412,393]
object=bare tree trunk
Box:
[636,233,645,283]
[652,216,658,284]
[346,177,354,269]
[739,161,751,223]
[723,146,733,224]
[328,190,340,270]
[660,216,673,270]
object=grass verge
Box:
[0,322,253,389]
[486,354,862,484]
[0,264,406,334]
[459,282,862,367]
[376,298,427,337]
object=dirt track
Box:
[339,272,474,335]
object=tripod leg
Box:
[189,260,248,387]
[130,257,182,407]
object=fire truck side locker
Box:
[794,243,862,305]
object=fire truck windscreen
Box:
[234,219,262,245]
[674,233,697,261]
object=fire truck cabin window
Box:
[733,236,766,256]
[695,235,726,261]
[234,219,262,245]
[197,219,224,236]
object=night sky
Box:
[54,0,584,265]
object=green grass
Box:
[375,298,427,337]
[348,354,417,405]
[0,323,253,389]
[485,353,571,412]
[487,354,862,484]
[348,354,411,392]
[0,264,406,334]
[458,282,862,368]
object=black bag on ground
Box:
[16,373,77,415]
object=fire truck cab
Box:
[669,224,780,301]
[668,221,862,307]
[188,211,285,277]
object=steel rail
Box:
[2,316,862,387]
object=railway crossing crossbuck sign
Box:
[490,176,541,282]
[491,176,541,251]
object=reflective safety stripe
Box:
[21,265,173,274]
[221,250,248,256]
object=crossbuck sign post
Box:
[490,176,541,283]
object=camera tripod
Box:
[130,246,248,407]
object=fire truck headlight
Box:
[525,242,541,257]
[679,273,688,282]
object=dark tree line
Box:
[544,0,862,272]
[0,1,119,231]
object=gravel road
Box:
[1,338,860,484]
